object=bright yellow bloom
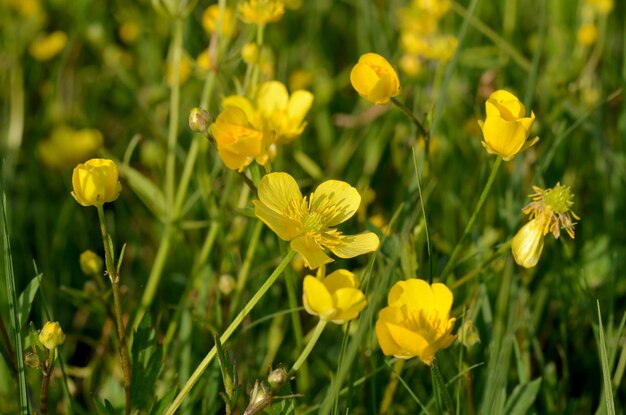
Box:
[253,172,380,269]
[202,5,236,37]
[350,53,400,105]
[39,321,65,350]
[79,250,103,276]
[478,89,539,161]
[37,126,103,169]
[29,31,68,61]
[71,158,122,207]
[511,183,579,268]
[210,106,264,171]
[577,24,598,46]
[375,279,456,365]
[303,269,367,324]
[256,81,314,143]
[238,0,285,25]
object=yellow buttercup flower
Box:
[375,279,456,365]
[80,250,103,276]
[585,0,613,14]
[71,158,122,207]
[577,23,598,46]
[210,106,264,171]
[350,53,400,105]
[253,172,380,269]
[478,89,539,161]
[511,183,579,268]
[37,126,103,169]
[39,321,65,350]
[241,42,259,64]
[238,0,285,25]
[256,81,314,143]
[303,269,367,324]
[202,5,236,37]
[29,31,68,61]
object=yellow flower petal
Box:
[385,319,430,360]
[332,287,366,323]
[253,200,302,241]
[290,234,333,269]
[350,63,379,99]
[257,172,303,216]
[303,275,334,317]
[511,217,545,268]
[310,180,361,227]
[480,116,527,160]
[287,90,314,121]
[324,269,358,292]
[431,283,453,319]
[327,232,380,259]
[257,81,289,114]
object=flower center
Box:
[543,183,574,214]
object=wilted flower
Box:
[478,89,539,161]
[511,183,579,268]
[71,158,122,207]
[238,0,285,25]
[37,126,103,169]
[253,172,379,269]
[39,321,65,350]
[29,31,68,61]
[350,53,400,105]
[202,4,236,37]
[375,279,456,365]
[303,269,367,324]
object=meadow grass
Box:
[1,0,625,414]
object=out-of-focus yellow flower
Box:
[512,183,579,268]
[210,106,264,171]
[415,0,451,19]
[282,0,302,9]
[196,48,213,73]
[39,321,65,350]
[241,42,259,64]
[577,23,598,46]
[29,31,68,61]
[288,69,313,91]
[399,54,422,77]
[37,126,103,169]
[350,53,400,105]
[478,89,539,161]
[7,0,42,17]
[166,53,192,86]
[375,279,456,365]
[585,0,613,14]
[202,4,236,37]
[80,250,103,276]
[253,172,380,269]
[256,81,314,143]
[119,21,140,44]
[238,0,285,25]
[303,269,367,324]
[71,158,122,207]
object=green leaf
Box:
[131,314,164,411]
[597,301,616,415]
[265,381,296,415]
[92,398,116,415]
[16,275,40,329]
[119,163,167,220]
[503,378,542,415]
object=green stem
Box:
[96,206,131,415]
[391,97,429,139]
[165,250,296,415]
[230,220,264,314]
[441,157,502,279]
[284,264,307,391]
[431,360,454,414]
[290,320,327,374]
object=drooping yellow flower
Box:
[238,0,285,25]
[29,31,68,61]
[478,89,539,161]
[39,321,65,350]
[256,81,314,143]
[350,53,400,105]
[202,4,236,37]
[37,126,103,169]
[210,106,264,171]
[253,172,380,269]
[71,158,122,207]
[511,183,579,268]
[376,279,456,365]
[303,269,367,324]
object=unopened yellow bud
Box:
[71,158,122,207]
[80,250,103,276]
[218,274,236,296]
[39,321,65,350]
[29,31,68,61]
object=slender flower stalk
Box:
[165,250,296,415]
[96,206,131,415]
[290,319,327,374]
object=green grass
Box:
[1,0,625,413]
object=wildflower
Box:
[29,31,68,61]
[39,322,65,350]
[478,89,539,161]
[71,158,122,207]
[458,319,480,348]
[585,0,613,14]
[196,48,213,73]
[119,21,140,44]
[202,5,236,37]
[242,42,259,64]
[375,279,456,365]
[350,53,400,105]
[80,250,103,276]
[253,172,379,269]
[166,53,192,86]
[210,106,264,171]
[256,81,314,143]
[511,183,579,268]
[303,269,367,324]
[37,126,103,169]
[577,23,598,46]
[238,0,285,25]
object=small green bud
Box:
[244,380,272,415]
[218,274,236,297]
[267,366,288,390]
[24,352,41,369]
[189,107,212,133]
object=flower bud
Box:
[244,380,272,415]
[458,319,480,348]
[24,351,41,368]
[350,53,400,105]
[218,274,236,296]
[189,107,212,133]
[71,158,122,207]
[267,367,287,390]
[39,321,65,350]
[80,250,103,276]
